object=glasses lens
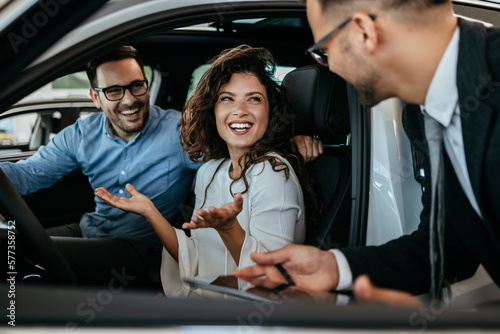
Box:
[309,49,328,67]
[130,81,147,96]
[104,87,124,101]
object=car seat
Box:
[282,65,352,249]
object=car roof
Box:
[0,0,307,111]
[36,0,300,64]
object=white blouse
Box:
[160,155,305,298]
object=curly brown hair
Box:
[180,45,322,225]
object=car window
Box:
[185,64,296,102]
[21,66,154,102]
[0,106,99,157]
[0,113,37,151]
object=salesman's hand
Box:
[233,245,423,307]
[232,244,339,291]
[95,183,154,217]
[293,135,323,163]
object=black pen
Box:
[275,263,295,286]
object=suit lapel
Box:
[456,18,494,210]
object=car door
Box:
[0,100,100,228]
[0,0,108,89]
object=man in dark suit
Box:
[234,0,500,305]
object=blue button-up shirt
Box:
[0,106,200,247]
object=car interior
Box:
[0,11,360,292]
[281,65,352,249]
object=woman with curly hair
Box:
[96,45,320,298]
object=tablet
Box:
[184,275,281,303]
[185,275,352,304]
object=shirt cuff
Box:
[330,249,353,290]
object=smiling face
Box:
[214,72,270,160]
[89,58,150,142]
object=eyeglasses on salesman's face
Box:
[306,14,376,67]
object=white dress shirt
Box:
[333,26,483,291]
[421,27,483,219]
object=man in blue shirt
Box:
[1,46,200,286]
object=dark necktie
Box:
[423,111,445,299]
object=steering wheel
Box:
[0,169,77,285]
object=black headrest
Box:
[282,65,350,144]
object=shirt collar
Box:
[104,118,114,137]
[421,27,460,127]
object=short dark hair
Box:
[305,0,449,11]
[304,0,450,24]
[85,46,146,88]
[312,0,448,6]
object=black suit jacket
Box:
[341,18,500,295]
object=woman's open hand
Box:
[95,183,154,217]
[182,192,243,232]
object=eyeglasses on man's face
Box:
[94,80,149,102]
[306,14,376,67]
